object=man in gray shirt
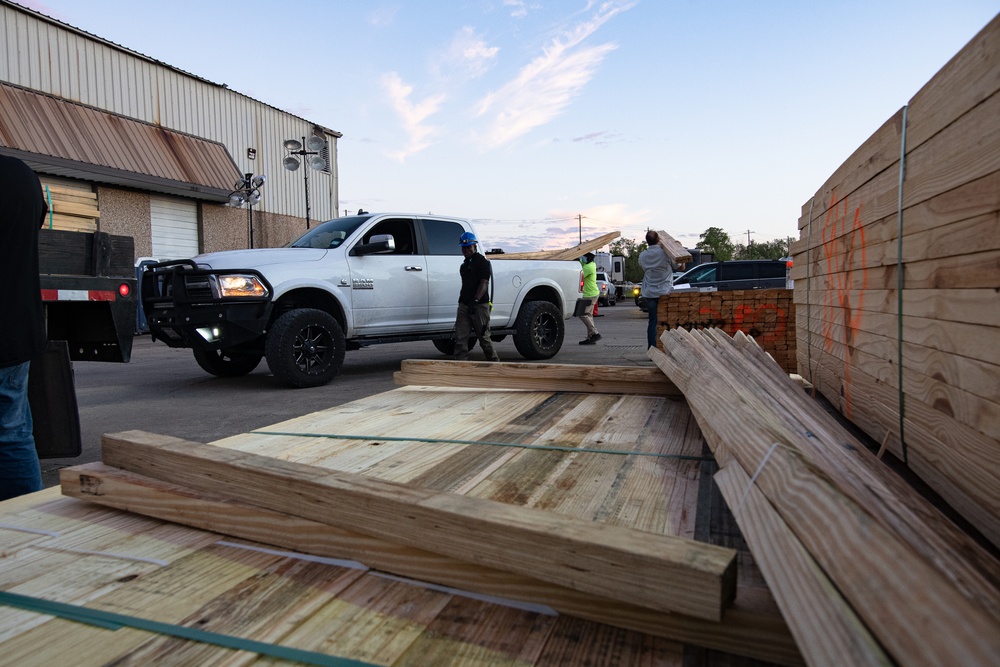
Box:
[638,230,680,350]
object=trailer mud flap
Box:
[28,341,82,459]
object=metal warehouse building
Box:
[0,0,340,260]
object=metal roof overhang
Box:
[0,82,240,202]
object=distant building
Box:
[0,0,341,259]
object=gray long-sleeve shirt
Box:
[639,246,678,299]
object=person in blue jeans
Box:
[0,155,48,500]
[638,231,682,350]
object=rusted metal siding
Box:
[0,82,238,197]
[0,1,339,221]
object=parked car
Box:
[672,260,791,292]
[633,259,791,311]
[595,271,616,306]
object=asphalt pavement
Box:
[40,300,655,487]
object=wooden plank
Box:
[393,360,683,397]
[100,430,738,621]
[905,14,1000,150]
[713,456,888,666]
[799,109,904,229]
[798,343,1000,546]
[793,209,1000,282]
[794,285,1000,328]
[794,319,1000,437]
[492,231,621,261]
[60,463,801,664]
[649,328,1000,666]
[654,230,692,264]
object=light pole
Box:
[283,135,327,229]
[228,173,265,248]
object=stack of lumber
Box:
[790,14,1000,546]
[491,231,620,260]
[650,327,1000,666]
[39,183,99,233]
[0,362,803,665]
[657,290,796,372]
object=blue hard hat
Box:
[459,232,478,247]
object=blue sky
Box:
[21,1,1000,252]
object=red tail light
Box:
[119,282,131,297]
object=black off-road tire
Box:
[265,308,346,388]
[192,348,262,377]
[512,300,564,360]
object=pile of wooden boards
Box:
[39,182,99,233]
[652,328,1000,666]
[1,360,802,666]
[790,14,1000,547]
[491,231,620,261]
[656,289,796,372]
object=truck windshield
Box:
[286,215,371,249]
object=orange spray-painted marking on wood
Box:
[818,191,868,418]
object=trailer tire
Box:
[192,348,262,377]
[265,308,345,388]
[512,300,563,360]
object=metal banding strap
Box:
[0,591,375,667]
[897,105,908,464]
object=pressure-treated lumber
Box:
[649,327,1000,666]
[654,230,692,264]
[100,430,738,621]
[393,359,682,396]
[4,489,688,665]
[491,231,620,261]
[793,13,1000,549]
[60,462,802,665]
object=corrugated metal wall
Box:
[0,2,338,222]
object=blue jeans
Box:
[0,361,43,500]
[646,297,660,349]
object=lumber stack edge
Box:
[791,13,1000,547]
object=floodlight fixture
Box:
[226,172,265,248]
[282,134,329,228]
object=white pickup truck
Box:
[141,213,583,387]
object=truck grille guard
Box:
[141,259,272,307]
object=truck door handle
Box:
[405,266,423,271]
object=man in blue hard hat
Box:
[454,232,500,362]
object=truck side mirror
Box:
[352,234,396,256]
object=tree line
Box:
[608,227,790,283]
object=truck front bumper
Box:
[141,261,273,352]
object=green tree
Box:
[696,227,735,261]
[734,238,789,260]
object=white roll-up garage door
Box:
[150,196,199,260]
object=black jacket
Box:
[0,155,47,367]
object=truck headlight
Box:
[217,275,269,298]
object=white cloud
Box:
[439,27,499,80]
[504,0,529,19]
[381,72,447,162]
[474,1,635,149]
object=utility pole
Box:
[578,214,583,244]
